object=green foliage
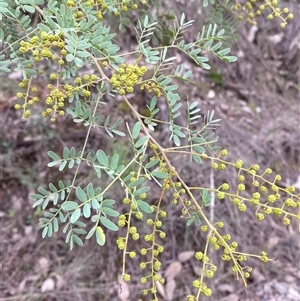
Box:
[206,4,240,47]
[1,0,298,300]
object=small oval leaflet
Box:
[133,186,150,196]
[137,200,152,213]
[76,186,87,202]
[96,226,106,246]
[152,171,168,179]
[86,225,97,240]
[47,150,60,161]
[83,203,91,218]
[132,121,141,139]
[135,135,148,148]
[102,207,119,217]
[70,208,81,223]
[100,216,119,231]
[61,201,78,211]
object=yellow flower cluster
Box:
[68,0,147,18]
[205,151,299,228]
[192,278,212,296]
[15,78,39,118]
[44,73,97,121]
[42,86,68,121]
[110,63,147,95]
[116,237,126,250]
[120,180,167,297]
[19,31,65,64]
[15,72,98,121]
[140,81,162,97]
[234,0,294,28]
[260,251,269,262]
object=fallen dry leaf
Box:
[24,225,37,243]
[41,278,55,293]
[267,236,280,249]
[217,283,234,293]
[118,279,130,301]
[268,32,284,44]
[225,293,239,301]
[251,267,266,282]
[164,261,182,280]
[18,278,27,293]
[55,274,66,290]
[192,265,202,276]
[155,278,166,299]
[247,25,258,43]
[35,257,51,277]
[18,275,39,293]
[166,279,176,301]
[177,251,195,263]
[284,275,296,283]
